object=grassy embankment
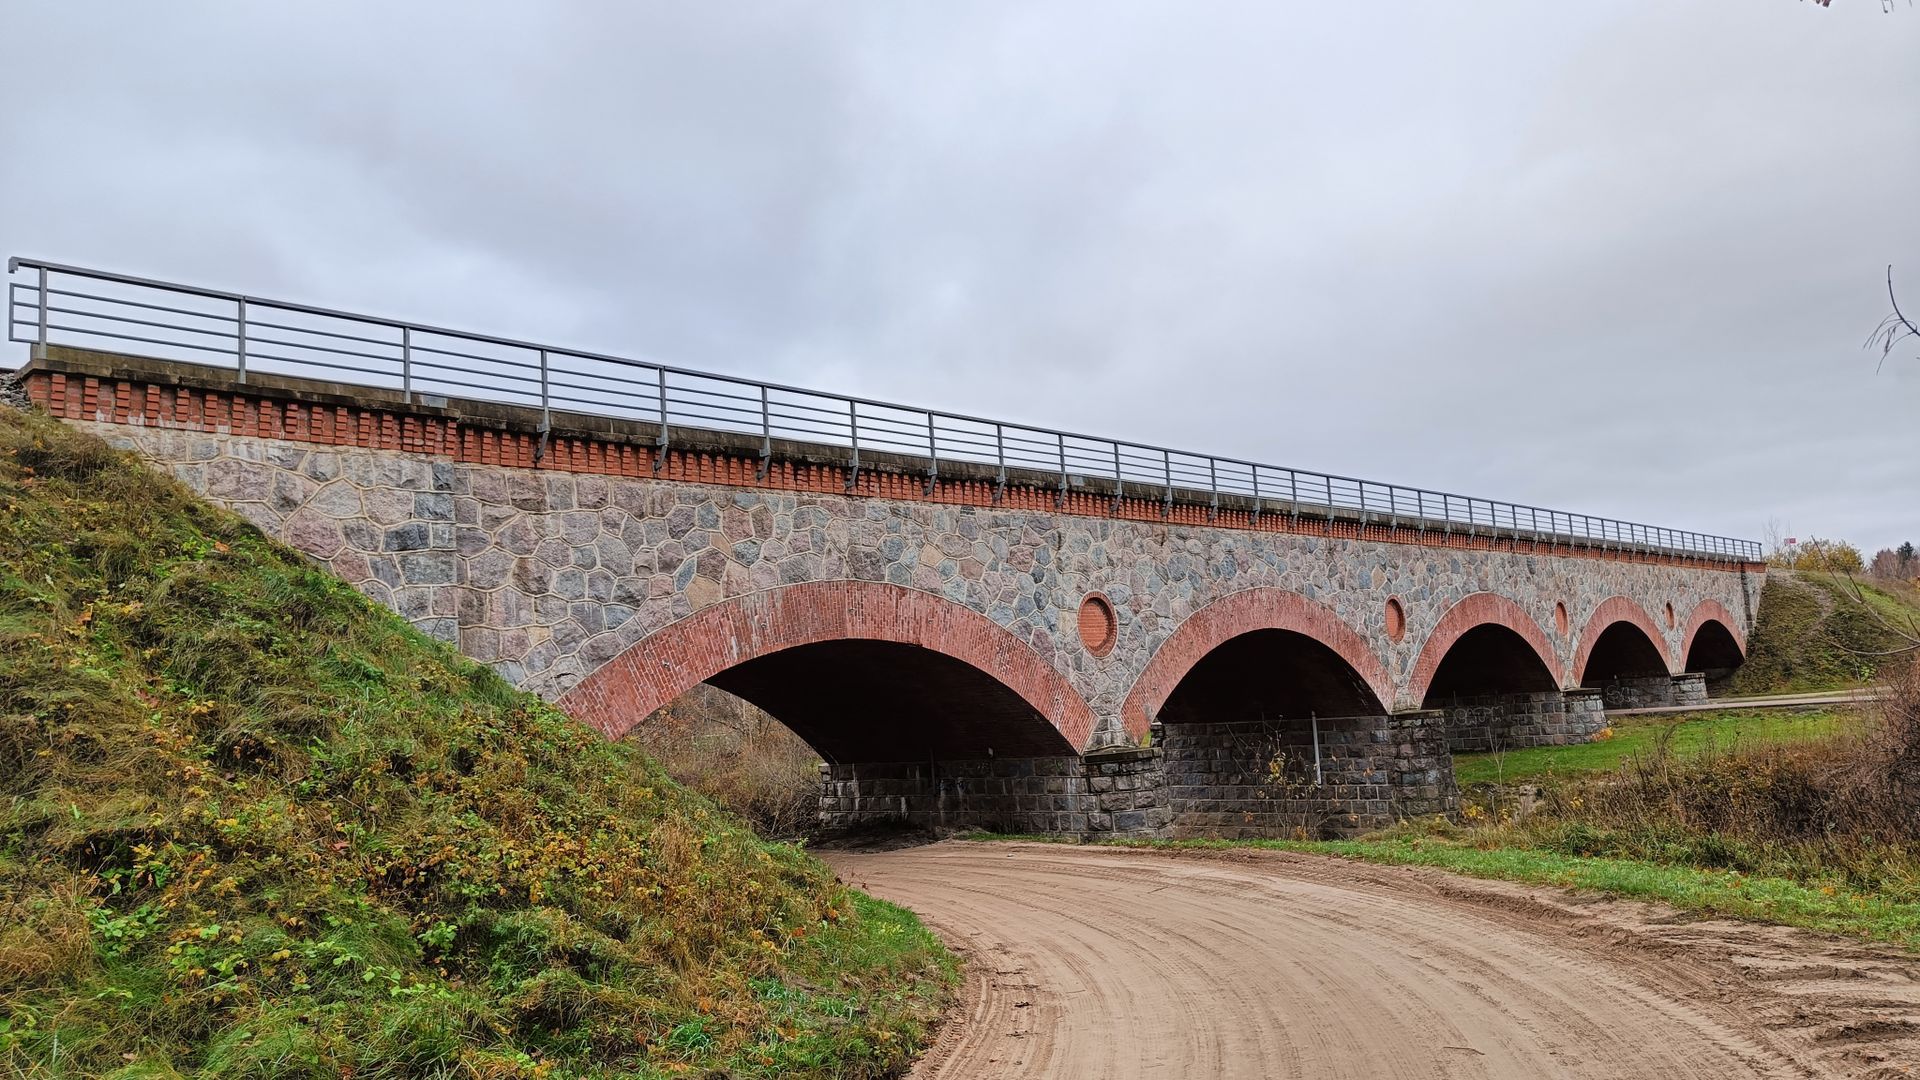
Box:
[0,407,953,1079]
[1729,570,1918,694]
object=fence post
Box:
[36,266,48,344]
[400,325,411,402]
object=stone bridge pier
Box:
[23,348,1764,839]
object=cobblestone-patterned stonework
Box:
[76,420,1759,747]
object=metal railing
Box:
[4,256,1762,561]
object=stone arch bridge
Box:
[20,339,1762,838]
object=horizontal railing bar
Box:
[44,303,237,341]
[45,286,236,321]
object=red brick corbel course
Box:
[1405,591,1565,705]
[1117,588,1391,741]
[556,580,1098,751]
[1679,598,1746,666]
[1572,595,1675,683]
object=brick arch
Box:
[1119,588,1391,741]
[556,580,1098,750]
[1680,598,1746,661]
[1572,596,1675,683]
[1406,592,1565,705]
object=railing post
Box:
[993,423,1007,503]
[845,399,860,492]
[1251,464,1263,526]
[236,297,248,383]
[757,384,771,480]
[1162,448,1173,519]
[1110,442,1124,515]
[1207,458,1218,521]
[537,349,550,429]
[925,410,939,496]
[1056,432,1067,508]
[400,325,412,402]
[654,367,669,472]
[36,266,48,344]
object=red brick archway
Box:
[1407,592,1564,705]
[1679,598,1746,663]
[1118,588,1390,741]
[557,580,1098,750]
[1572,596,1674,684]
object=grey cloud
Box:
[2,1,1914,549]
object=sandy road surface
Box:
[829,843,1920,1079]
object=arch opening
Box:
[558,581,1106,837]
[1159,628,1387,724]
[1421,624,1559,707]
[1683,619,1744,681]
[1580,622,1670,687]
[1155,629,1412,839]
[703,639,1076,764]
[1422,623,1592,754]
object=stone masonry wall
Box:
[819,748,1169,836]
[1600,673,1708,710]
[1159,711,1457,839]
[1438,689,1610,753]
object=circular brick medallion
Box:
[1384,596,1406,642]
[1554,601,1569,637]
[1078,592,1117,656]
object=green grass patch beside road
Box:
[1451,707,1856,786]
[966,833,1920,950]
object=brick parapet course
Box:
[37,359,1759,740]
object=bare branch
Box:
[1867,265,1920,373]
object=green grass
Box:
[965,832,1920,950]
[0,407,954,1079]
[1450,707,1857,785]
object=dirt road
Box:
[829,843,1920,1079]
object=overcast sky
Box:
[2,3,1914,551]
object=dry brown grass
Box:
[628,685,825,839]
[1513,656,1920,895]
